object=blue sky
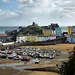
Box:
[0,0,19,11]
[0,0,75,26]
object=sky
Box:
[0,0,75,26]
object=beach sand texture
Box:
[27,44,75,51]
[0,43,74,75]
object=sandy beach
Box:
[27,43,75,51]
[0,43,74,75]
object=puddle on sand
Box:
[0,62,36,70]
[0,63,24,67]
[61,51,69,54]
[2,67,6,70]
[44,61,51,64]
[26,59,35,64]
[58,58,69,61]
[13,66,35,70]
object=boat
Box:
[8,55,15,59]
[35,47,40,51]
[22,52,27,56]
[8,53,17,59]
[49,54,54,59]
[13,55,21,60]
[1,54,7,58]
[56,51,61,56]
[34,58,39,64]
[27,52,31,56]
[7,51,12,54]
[21,56,30,61]
[69,51,74,55]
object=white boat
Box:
[49,54,55,59]
[22,52,27,56]
[34,58,39,64]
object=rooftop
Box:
[0,33,7,36]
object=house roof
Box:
[0,33,7,36]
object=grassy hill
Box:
[17,25,49,35]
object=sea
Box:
[0,26,68,33]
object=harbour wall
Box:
[0,37,66,50]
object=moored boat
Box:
[21,56,30,61]
[34,58,39,64]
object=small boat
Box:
[49,54,54,59]
[35,47,40,51]
[7,51,12,54]
[1,54,7,58]
[32,48,35,51]
[22,52,27,56]
[16,52,22,55]
[69,51,74,55]
[21,56,30,61]
[34,58,39,64]
[8,55,15,59]
[56,51,61,56]
[27,52,31,56]
[14,55,21,60]
[0,51,5,54]
[8,53,17,59]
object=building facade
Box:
[0,33,7,42]
[5,30,17,41]
[71,26,75,36]
[26,36,37,42]
[37,36,56,41]
[42,29,53,36]
[37,36,44,41]
[16,35,56,43]
[49,36,56,40]
[52,30,55,35]
[55,28,62,36]
[50,23,59,30]
[16,36,26,43]
[68,26,72,35]
[67,36,75,43]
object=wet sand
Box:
[32,71,60,75]
[0,43,74,75]
[0,67,60,75]
[0,67,19,75]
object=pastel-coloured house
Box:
[26,36,37,42]
[67,36,75,43]
[55,28,62,36]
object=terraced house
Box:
[26,36,37,42]
[68,26,72,35]
[67,26,75,43]
[42,29,53,36]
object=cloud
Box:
[1,0,10,3]
[0,0,75,26]
[55,0,75,17]
[0,9,22,20]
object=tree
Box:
[60,51,75,75]
[19,26,22,30]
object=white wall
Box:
[16,36,26,43]
[37,37,44,41]
[2,42,14,45]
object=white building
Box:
[16,36,26,43]
[16,35,56,43]
[37,36,44,41]
[0,33,7,42]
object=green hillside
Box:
[17,25,48,35]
